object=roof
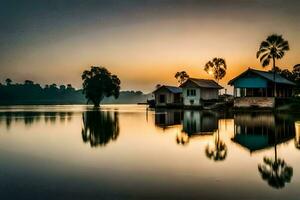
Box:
[153,85,182,94]
[180,78,223,89]
[228,68,296,86]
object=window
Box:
[159,94,166,103]
[187,89,196,96]
[191,89,196,96]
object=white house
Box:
[152,85,182,107]
[180,78,223,107]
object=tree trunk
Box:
[273,56,277,97]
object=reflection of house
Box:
[180,78,222,107]
[228,68,296,108]
[295,121,300,149]
[152,85,182,107]
[155,110,182,128]
[232,113,295,153]
[183,111,218,135]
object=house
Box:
[228,68,296,108]
[152,85,182,107]
[180,78,223,107]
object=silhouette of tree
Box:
[293,65,300,94]
[155,84,161,89]
[205,130,227,161]
[256,34,290,97]
[204,58,227,83]
[280,69,294,81]
[59,85,66,90]
[293,64,300,85]
[24,80,34,85]
[175,71,189,85]
[81,110,119,147]
[82,66,121,107]
[50,83,57,89]
[258,152,293,189]
[5,78,12,86]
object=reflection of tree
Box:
[258,124,293,189]
[81,111,119,147]
[205,130,227,161]
[258,147,293,189]
[176,132,189,145]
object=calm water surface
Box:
[0,105,300,199]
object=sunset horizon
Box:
[1,0,300,93]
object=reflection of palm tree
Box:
[205,130,227,161]
[81,110,119,147]
[258,124,293,189]
[258,147,293,189]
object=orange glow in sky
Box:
[0,1,299,93]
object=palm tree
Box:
[204,58,227,83]
[256,34,290,97]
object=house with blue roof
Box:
[152,85,182,107]
[228,68,296,108]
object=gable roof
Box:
[153,85,182,94]
[180,78,223,89]
[228,68,296,86]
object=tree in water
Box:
[258,147,293,189]
[204,58,227,83]
[81,110,119,147]
[82,66,121,107]
[205,130,227,161]
[256,34,290,97]
[175,71,189,85]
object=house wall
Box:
[233,76,267,88]
[234,97,275,108]
[182,87,201,106]
[154,89,174,106]
[182,87,219,106]
[201,88,219,100]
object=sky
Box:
[0,0,300,92]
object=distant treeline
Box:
[0,79,150,105]
[272,66,300,94]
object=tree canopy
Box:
[82,66,121,107]
[204,58,227,83]
[175,71,189,85]
[256,34,289,68]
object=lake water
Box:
[0,105,300,200]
